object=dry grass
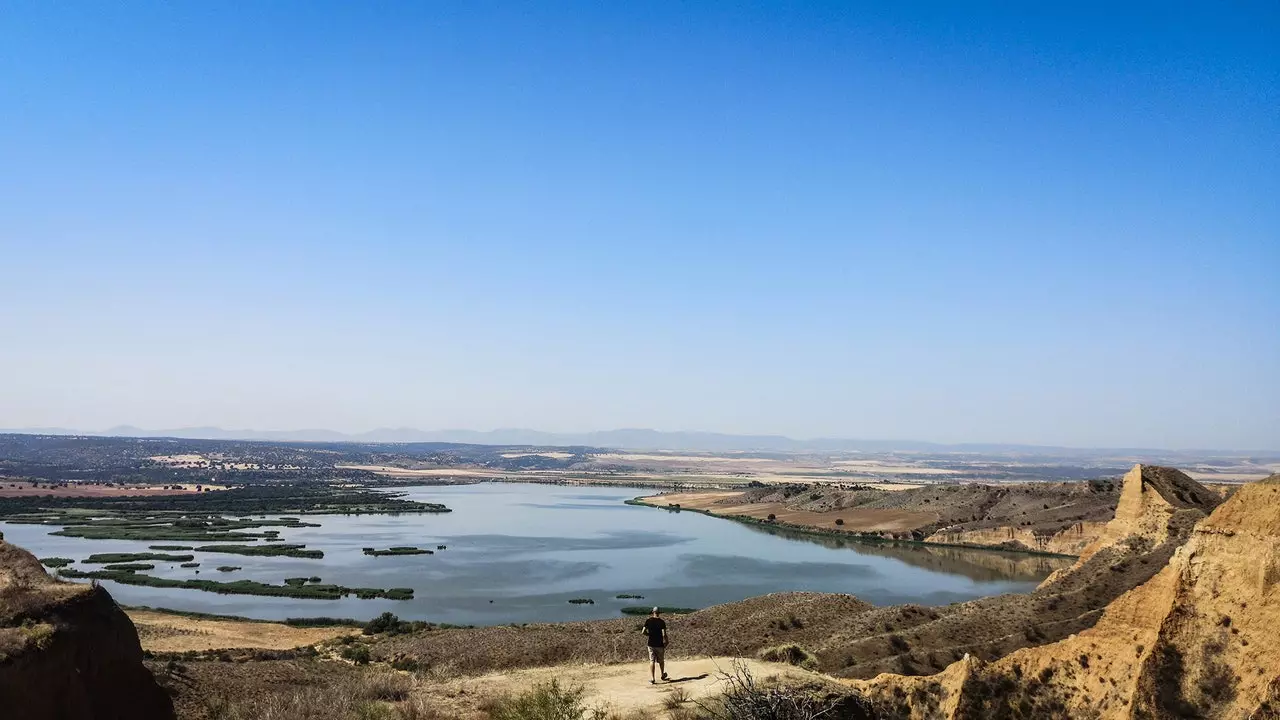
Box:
[128,609,352,652]
[662,685,692,710]
[188,670,444,720]
[757,644,818,670]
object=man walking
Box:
[642,607,669,683]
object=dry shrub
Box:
[195,671,423,720]
[757,643,818,670]
[483,679,611,720]
[663,685,692,710]
[395,698,451,720]
[226,684,357,720]
[694,661,874,720]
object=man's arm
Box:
[662,624,669,646]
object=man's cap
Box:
[652,607,660,613]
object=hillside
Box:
[856,471,1280,719]
[645,479,1124,554]
[0,537,174,719]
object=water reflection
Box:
[731,514,1073,582]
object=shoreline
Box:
[624,496,1079,560]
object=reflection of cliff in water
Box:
[739,522,1073,583]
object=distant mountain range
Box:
[2,425,1271,456]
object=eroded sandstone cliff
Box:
[0,540,174,720]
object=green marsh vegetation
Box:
[83,552,195,563]
[58,567,415,600]
[180,562,200,568]
[0,484,451,547]
[621,606,697,615]
[216,566,241,572]
[197,543,324,559]
[39,557,73,568]
[615,593,644,599]
[102,562,155,571]
[361,546,432,556]
[0,482,450,520]
[149,545,194,550]
[284,577,323,587]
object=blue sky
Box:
[1,2,1277,449]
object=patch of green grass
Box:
[216,566,241,572]
[567,598,595,604]
[148,545,194,550]
[39,557,74,568]
[615,593,645,599]
[83,552,195,563]
[180,562,200,568]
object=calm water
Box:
[0,483,1068,625]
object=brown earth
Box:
[650,490,938,533]
[641,479,1122,553]
[0,539,174,719]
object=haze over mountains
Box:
[4,426,1273,456]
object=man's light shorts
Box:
[648,646,666,663]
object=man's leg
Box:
[649,647,657,683]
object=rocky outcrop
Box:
[1078,464,1222,562]
[856,471,1278,719]
[0,540,174,720]
[925,520,1108,556]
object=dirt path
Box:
[127,610,355,652]
[422,657,815,718]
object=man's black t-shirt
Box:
[644,617,666,647]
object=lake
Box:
[0,482,1070,625]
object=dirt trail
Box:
[422,657,815,717]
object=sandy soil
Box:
[641,491,937,533]
[0,482,213,498]
[127,610,354,652]
[419,657,816,718]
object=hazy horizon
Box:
[4,424,1277,455]
[3,3,1277,450]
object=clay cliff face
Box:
[856,469,1279,720]
[0,540,175,720]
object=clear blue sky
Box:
[2,2,1277,449]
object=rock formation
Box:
[856,470,1279,719]
[0,540,174,719]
